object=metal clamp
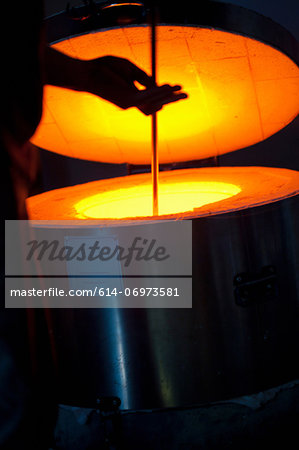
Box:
[96,396,122,449]
[234,265,278,307]
[66,0,146,25]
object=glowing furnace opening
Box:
[74,180,241,219]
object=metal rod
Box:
[152,112,158,215]
[150,2,159,216]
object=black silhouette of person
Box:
[0,1,186,448]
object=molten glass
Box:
[75,180,241,219]
[26,167,299,221]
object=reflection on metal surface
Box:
[108,310,129,409]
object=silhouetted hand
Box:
[45,48,188,115]
[85,55,188,115]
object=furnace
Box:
[26,1,299,412]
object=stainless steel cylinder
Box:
[41,191,299,410]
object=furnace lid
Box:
[31,3,299,164]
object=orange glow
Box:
[26,167,299,220]
[75,181,241,219]
[31,26,299,164]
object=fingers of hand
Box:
[134,85,188,115]
[137,84,186,100]
[137,94,188,115]
[89,57,187,113]
[131,65,156,88]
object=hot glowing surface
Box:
[31,27,299,164]
[75,181,241,219]
[26,167,299,221]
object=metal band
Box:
[45,1,299,66]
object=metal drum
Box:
[25,0,299,411]
[26,166,299,409]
